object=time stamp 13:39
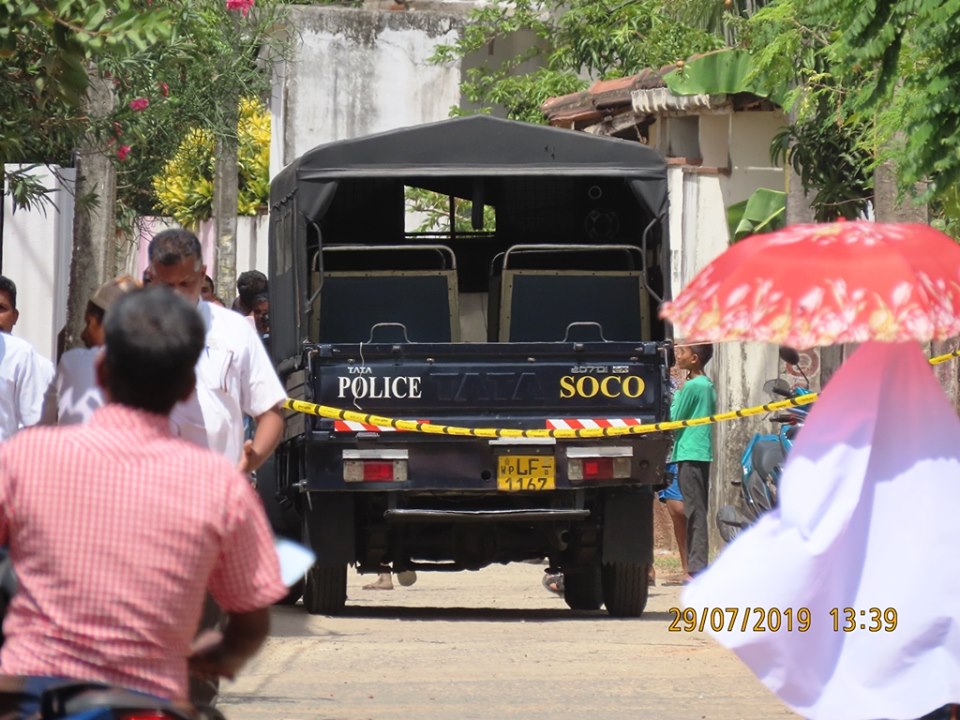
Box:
[667,607,899,633]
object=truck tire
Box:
[303,564,347,615]
[601,562,649,618]
[563,562,603,611]
[276,578,305,607]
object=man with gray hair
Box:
[148,229,286,473]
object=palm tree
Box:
[666,0,772,45]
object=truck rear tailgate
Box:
[290,340,671,491]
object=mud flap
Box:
[601,488,654,565]
[302,492,355,566]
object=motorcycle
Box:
[0,538,314,719]
[716,347,812,543]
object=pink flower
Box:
[226,0,254,16]
[158,81,169,97]
[113,121,123,137]
[117,145,131,161]
[128,97,149,112]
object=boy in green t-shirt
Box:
[670,342,716,580]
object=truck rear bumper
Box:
[383,508,591,523]
[297,433,671,491]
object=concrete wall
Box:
[1,165,76,362]
[728,110,787,205]
[660,107,788,554]
[273,5,466,174]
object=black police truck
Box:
[265,115,674,617]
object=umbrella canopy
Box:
[661,221,960,348]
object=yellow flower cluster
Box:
[152,97,270,227]
[238,96,271,217]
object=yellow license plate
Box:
[497,455,556,491]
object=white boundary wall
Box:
[2,165,76,362]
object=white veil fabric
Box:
[682,341,960,720]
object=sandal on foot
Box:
[542,572,564,595]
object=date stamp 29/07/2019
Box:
[667,607,899,634]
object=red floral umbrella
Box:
[660,220,960,347]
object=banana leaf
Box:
[664,49,784,105]
[727,188,786,242]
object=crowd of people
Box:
[0,228,287,714]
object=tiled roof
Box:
[541,65,676,128]
[541,53,774,132]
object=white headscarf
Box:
[683,341,960,720]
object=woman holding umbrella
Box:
[662,220,960,720]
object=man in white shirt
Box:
[0,276,54,442]
[147,229,285,473]
[41,275,139,426]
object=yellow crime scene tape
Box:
[282,347,960,439]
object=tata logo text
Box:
[337,376,422,399]
[559,375,646,399]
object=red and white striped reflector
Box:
[545,418,646,430]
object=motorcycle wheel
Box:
[716,505,747,544]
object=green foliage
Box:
[3,165,56,214]
[726,187,786,242]
[771,118,873,221]
[0,0,172,211]
[432,0,722,120]
[405,187,497,234]
[738,0,875,221]
[810,0,960,209]
[0,0,288,221]
[664,49,781,102]
[0,1,172,106]
[152,97,271,227]
[110,1,287,219]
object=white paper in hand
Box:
[274,537,316,587]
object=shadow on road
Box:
[270,604,674,628]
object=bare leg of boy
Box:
[664,498,688,577]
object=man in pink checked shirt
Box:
[0,287,288,713]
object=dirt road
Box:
[219,563,799,720]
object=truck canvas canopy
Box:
[269,114,670,362]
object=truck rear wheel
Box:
[303,564,347,615]
[601,562,649,618]
[275,578,305,607]
[563,562,603,611]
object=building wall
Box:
[662,108,788,554]
[728,110,787,205]
[2,165,76,363]
[272,5,466,174]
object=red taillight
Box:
[343,459,407,482]
[567,454,630,482]
[581,457,614,479]
[117,712,171,719]
[363,461,395,482]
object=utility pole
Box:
[213,103,239,305]
[873,162,958,410]
[64,69,116,353]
